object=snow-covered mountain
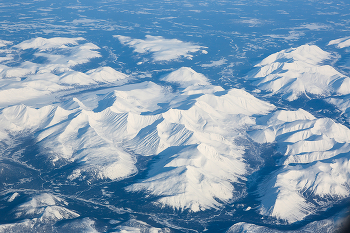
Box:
[126,71,275,211]
[112,219,170,233]
[0,193,80,232]
[247,44,350,101]
[259,158,350,223]
[249,109,350,165]
[1,36,350,232]
[245,108,350,223]
[0,64,275,212]
[226,215,339,233]
[0,37,133,108]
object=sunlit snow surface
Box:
[0,0,350,232]
[114,35,206,62]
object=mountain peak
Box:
[161,67,210,88]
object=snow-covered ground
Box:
[1,35,350,232]
[114,35,206,62]
[247,44,350,100]
[0,63,275,211]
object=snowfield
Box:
[114,35,206,62]
[1,36,350,232]
[0,64,275,212]
[0,193,80,232]
[247,44,350,100]
[249,109,350,165]
[258,158,350,223]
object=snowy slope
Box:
[258,158,350,223]
[327,95,350,121]
[114,35,205,62]
[0,37,129,107]
[249,108,350,165]
[247,108,350,223]
[124,69,275,211]
[14,37,86,51]
[247,44,350,100]
[2,35,350,231]
[161,67,210,87]
[14,193,79,221]
[59,67,129,85]
[0,67,275,212]
[112,219,170,233]
[70,73,271,210]
[0,193,79,232]
[328,37,350,48]
[226,215,339,233]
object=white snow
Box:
[86,66,129,83]
[124,70,274,211]
[0,66,275,212]
[2,35,350,229]
[60,67,129,85]
[249,108,350,223]
[160,67,224,95]
[59,71,93,85]
[0,39,11,47]
[7,192,19,202]
[0,104,72,132]
[295,23,329,31]
[161,67,210,87]
[327,95,350,119]
[249,109,350,164]
[258,158,350,223]
[114,35,205,61]
[14,37,85,51]
[226,216,337,232]
[112,219,169,233]
[328,37,350,48]
[59,218,99,233]
[15,193,79,222]
[109,81,176,114]
[0,37,130,107]
[248,44,350,100]
[0,215,98,233]
[38,108,139,180]
[201,58,227,67]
